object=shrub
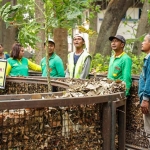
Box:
[91,53,146,76]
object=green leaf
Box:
[0,2,11,15]
[0,2,20,23]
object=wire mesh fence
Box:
[0,104,103,150]
[126,79,150,149]
[0,76,126,150]
[0,77,68,95]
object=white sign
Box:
[0,60,7,89]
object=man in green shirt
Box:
[40,39,65,92]
[107,35,132,96]
[40,39,65,77]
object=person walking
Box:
[6,42,41,76]
[65,33,91,79]
[108,35,132,96]
[0,44,9,60]
[138,33,150,138]
[40,39,65,77]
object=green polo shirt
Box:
[107,52,132,95]
[40,53,65,77]
[6,57,41,76]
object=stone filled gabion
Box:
[0,82,49,94]
[57,78,125,97]
[0,77,126,149]
[0,78,125,95]
[126,80,149,148]
[0,105,103,150]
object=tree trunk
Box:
[54,28,68,69]
[95,0,133,56]
[132,0,150,55]
[89,12,98,56]
[34,0,45,64]
[0,0,18,54]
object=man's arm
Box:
[80,56,91,79]
[65,54,70,78]
[122,57,132,95]
[138,74,145,103]
[141,59,150,114]
[142,61,150,99]
[55,58,65,77]
[65,67,70,78]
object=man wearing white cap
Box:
[65,33,91,79]
[40,39,65,77]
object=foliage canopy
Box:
[0,0,99,48]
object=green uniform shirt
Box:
[6,57,41,76]
[40,53,65,77]
[107,52,132,95]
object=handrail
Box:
[0,92,124,109]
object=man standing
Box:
[65,33,91,79]
[40,39,65,77]
[108,35,132,96]
[138,33,150,137]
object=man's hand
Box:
[141,100,149,114]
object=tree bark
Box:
[0,0,18,54]
[95,0,133,56]
[132,0,150,55]
[54,28,68,69]
[34,0,45,64]
[89,12,98,56]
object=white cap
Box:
[48,38,55,44]
[44,38,55,44]
[73,33,85,41]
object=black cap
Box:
[109,35,126,44]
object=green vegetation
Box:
[0,0,99,49]
[91,53,109,74]
[0,0,147,77]
[129,53,145,75]
[91,52,145,76]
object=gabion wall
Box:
[0,79,104,150]
[89,74,150,149]
[0,82,49,95]
[126,80,149,148]
[0,81,66,95]
[0,105,103,150]
[0,77,126,150]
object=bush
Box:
[91,53,146,75]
